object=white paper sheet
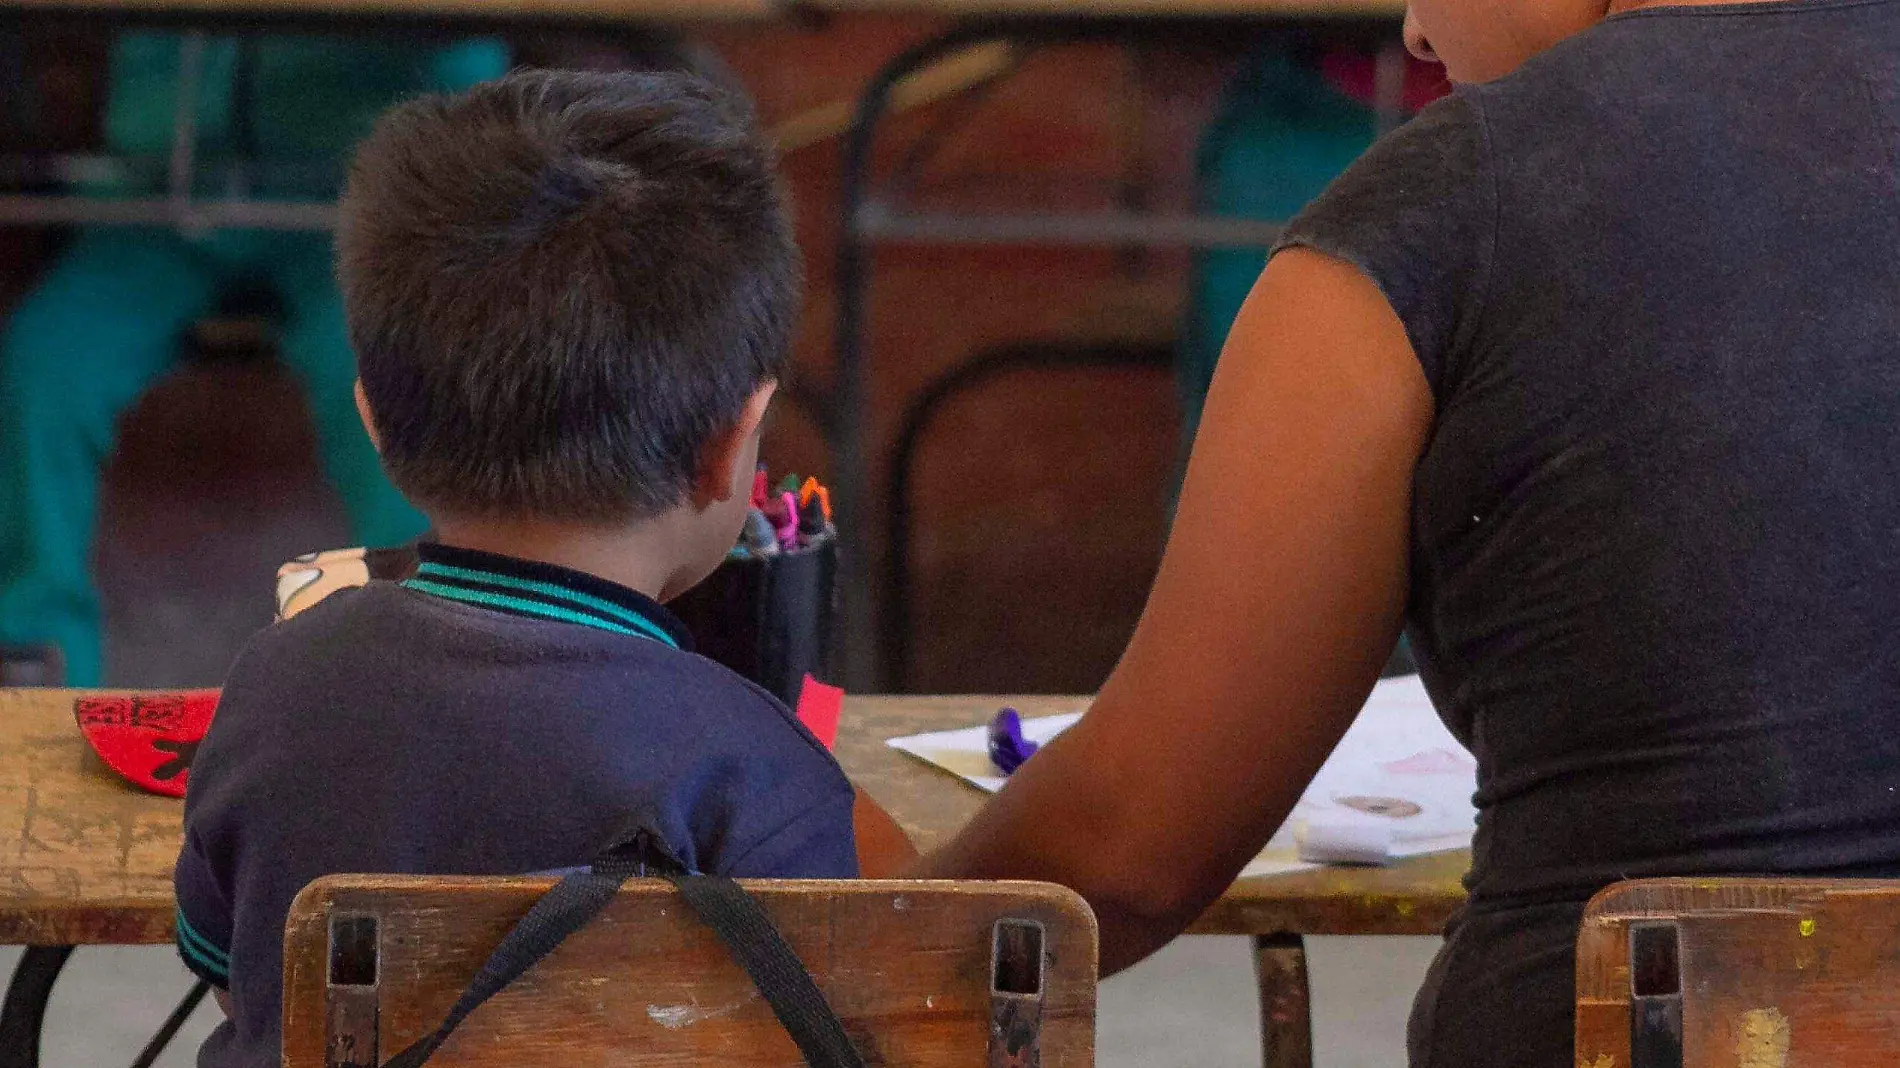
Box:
[886,674,1477,878]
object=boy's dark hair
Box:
[339,68,800,521]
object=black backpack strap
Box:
[660,871,866,1068]
[381,828,865,1068]
[379,830,669,1068]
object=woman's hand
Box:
[907,248,1434,974]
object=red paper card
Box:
[795,675,843,750]
[75,690,219,798]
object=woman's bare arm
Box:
[854,787,919,877]
[908,248,1434,974]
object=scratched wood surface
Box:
[0,689,181,945]
[0,689,1465,947]
[1577,878,1900,1067]
[283,876,1096,1067]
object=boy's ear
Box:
[693,380,778,507]
[354,380,384,454]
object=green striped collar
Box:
[402,543,690,650]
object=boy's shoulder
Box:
[200,580,852,877]
[226,580,423,676]
[675,659,841,768]
[588,629,844,775]
[219,580,841,773]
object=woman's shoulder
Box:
[1275,91,1495,392]
[1310,89,1489,204]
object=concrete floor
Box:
[6,935,1442,1067]
[12,362,1445,1066]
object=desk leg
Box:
[0,945,74,1068]
[1254,933,1313,1068]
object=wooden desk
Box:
[0,690,177,948]
[842,695,1466,936]
[0,689,1465,1065]
[842,696,1466,1068]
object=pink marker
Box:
[773,491,799,551]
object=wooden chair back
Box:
[283,876,1096,1068]
[1577,878,1900,1068]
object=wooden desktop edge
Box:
[0,690,1459,947]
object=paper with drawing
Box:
[885,674,1476,878]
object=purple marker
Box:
[773,491,799,551]
[987,707,1039,775]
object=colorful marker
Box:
[987,707,1039,775]
[741,508,778,556]
[798,478,832,523]
[798,495,827,539]
[760,489,788,525]
[773,491,799,551]
[750,464,769,510]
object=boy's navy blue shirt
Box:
[174,543,857,1068]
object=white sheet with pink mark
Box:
[886,674,1477,878]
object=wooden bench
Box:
[1577,878,1900,1068]
[282,875,1098,1067]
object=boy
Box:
[173,69,906,1068]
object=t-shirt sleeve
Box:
[716,788,860,879]
[1271,90,1496,392]
[173,828,234,989]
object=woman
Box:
[914,1,1900,1064]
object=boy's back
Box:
[171,68,867,1067]
[178,545,854,1066]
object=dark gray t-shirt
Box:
[175,544,856,1068]
[1277,2,1900,1064]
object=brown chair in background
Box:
[283,876,1097,1068]
[1577,878,1900,1068]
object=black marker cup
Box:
[667,527,838,708]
